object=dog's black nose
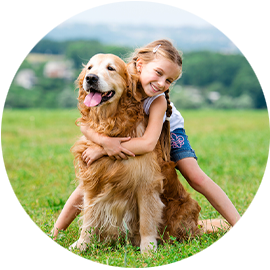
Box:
[85,74,99,84]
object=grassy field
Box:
[1,109,269,267]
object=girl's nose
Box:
[158,78,166,89]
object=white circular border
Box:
[1,1,269,269]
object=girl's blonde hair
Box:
[127,39,183,162]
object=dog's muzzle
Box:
[83,74,115,107]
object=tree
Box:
[66,40,105,68]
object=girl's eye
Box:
[107,66,115,71]
[166,79,172,84]
[156,70,162,75]
[88,66,92,70]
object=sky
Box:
[65,2,210,28]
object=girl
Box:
[52,39,240,239]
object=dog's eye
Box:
[88,66,92,70]
[107,66,115,71]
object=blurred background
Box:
[4,1,266,110]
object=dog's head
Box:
[76,54,144,134]
[77,54,131,108]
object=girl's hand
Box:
[101,136,135,160]
[82,145,106,166]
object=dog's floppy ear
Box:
[75,66,90,126]
[76,66,87,102]
[76,66,86,91]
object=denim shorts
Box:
[170,128,197,162]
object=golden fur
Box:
[71,54,201,253]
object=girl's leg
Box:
[176,157,240,227]
[52,185,84,239]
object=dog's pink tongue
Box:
[84,92,102,107]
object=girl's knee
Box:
[176,158,210,192]
[187,173,207,191]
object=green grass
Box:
[1,109,269,267]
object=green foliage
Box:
[31,39,70,55]
[5,57,77,109]
[5,81,77,109]
[5,39,266,109]
[180,52,245,87]
[31,39,132,68]
[231,65,265,108]
[2,109,269,267]
[58,88,78,108]
[66,40,105,68]
[175,51,265,108]
[213,94,254,109]
[4,85,41,108]
[66,41,132,69]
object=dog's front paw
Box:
[71,238,89,252]
[140,236,157,254]
[68,240,78,251]
[77,239,88,251]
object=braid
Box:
[159,90,172,162]
[164,90,172,118]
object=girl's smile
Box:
[150,83,161,93]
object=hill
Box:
[44,23,239,53]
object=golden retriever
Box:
[71,54,201,253]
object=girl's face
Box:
[137,56,181,97]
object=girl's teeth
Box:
[151,84,158,91]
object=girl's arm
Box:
[120,95,167,155]
[81,95,166,162]
[80,125,135,159]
